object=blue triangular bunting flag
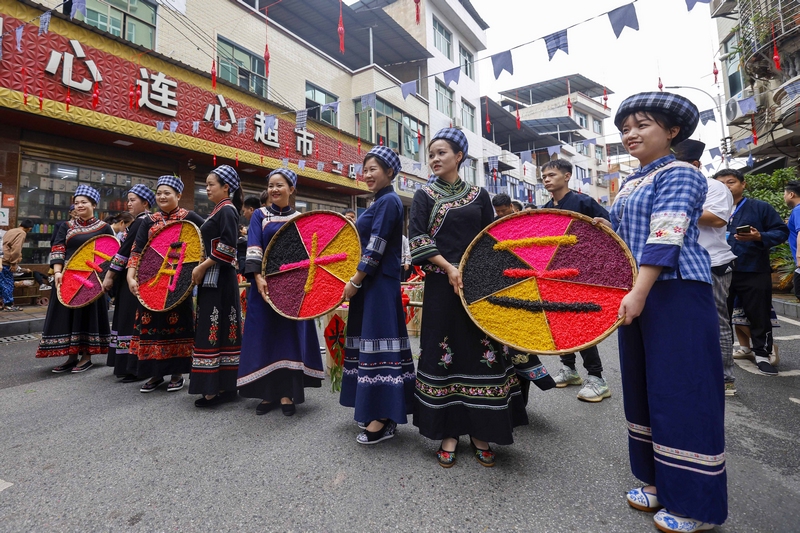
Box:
[39,11,52,35]
[686,0,711,11]
[699,109,715,125]
[443,67,460,87]
[544,30,568,61]
[401,80,417,100]
[491,50,513,79]
[709,147,721,159]
[608,3,638,38]
[546,145,562,156]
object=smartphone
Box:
[736,225,752,235]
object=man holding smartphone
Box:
[714,169,788,376]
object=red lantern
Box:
[92,82,99,109]
[658,77,663,91]
[603,87,608,110]
[566,97,572,117]
[772,24,781,71]
[263,7,271,78]
[358,137,361,155]
[751,116,758,146]
[414,0,421,24]
[211,59,216,90]
[129,83,135,109]
[236,151,239,167]
[417,127,422,146]
[485,98,491,133]
[713,62,719,84]
[135,84,142,107]
[38,88,43,111]
[338,0,345,54]
[213,154,217,165]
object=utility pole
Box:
[665,85,729,169]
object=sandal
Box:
[356,420,396,445]
[52,360,79,373]
[166,377,184,392]
[71,361,94,373]
[140,378,165,393]
[626,486,662,512]
[437,442,457,468]
[470,439,496,467]
[3,305,22,312]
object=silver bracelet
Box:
[349,278,362,289]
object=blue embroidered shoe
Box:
[626,486,662,512]
[356,420,396,445]
[653,509,714,532]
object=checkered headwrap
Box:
[366,146,402,178]
[269,168,297,187]
[614,92,700,144]
[430,127,469,167]
[127,184,156,207]
[157,175,184,194]
[73,184,100,205]
[212,165,240,192]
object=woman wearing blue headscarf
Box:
[409,128,527,468]
[339,146,415,445]
[36,185,115,372]
[237,168,323,416]
[190,165,244,407]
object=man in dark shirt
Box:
[542,159,611,402]
[492,193,514,219]
[714,169,788,376]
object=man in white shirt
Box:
[675,140,738,396]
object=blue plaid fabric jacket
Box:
[610,154,711,284]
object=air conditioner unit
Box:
[454,117,463,129]
[726,87,756,125]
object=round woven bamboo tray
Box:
[261,210,360,321]
[459,208,638,356]
[57,234,120,309]
[134,220,204,312]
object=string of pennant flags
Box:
[4,0,766,181]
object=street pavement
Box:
[0,317,799,532]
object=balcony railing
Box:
[740,0,800,80]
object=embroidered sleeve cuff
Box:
[410,234,439,263]
[50,244,66,265]
[128,251,141,271]
[210,238,237,266]
[358,253,381,276]
[646,211,689,247]
[640,243,680,269]
[110,253,129,272]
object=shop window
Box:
[80,0,156,49]
[16,157,157,263]
[306,83,338,127]
[433,18,452,59]
[217,38,267,98]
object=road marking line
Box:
[777,315,800,326]
[0,479,13,493]
[790,397,800,405]
[774,335,800,340]
[734,359,800,377]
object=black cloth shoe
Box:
[281,403,296,416]
[256,401,274,415]
[121,374,145,383]
[757,360,778,376]
[195,395,225,408]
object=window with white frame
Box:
[595,145,604,163]
[464,158,477,185]
[82,0,156,49]
[459,45,474,79]
[305,83,338,127]
[355,99,426,162]
[575,112,588,129]
[724,35,743,97]
[592,119,603,134]
[573,142,587,155]
[433,18,452,59]
[435,80,454,117]
[218,38,267,98]
[461,100,476,132]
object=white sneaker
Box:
[39,284,52,290]
[732,347,754,360]
[553,366,583,388]
[577,375,611,403]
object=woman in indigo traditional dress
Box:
[339,146,415,445]
[604,92,726,532]
[409,128,527,468]
[190,165,243,408]
[103,184,154,382]
[36,185,115,373]
[237,169,323,416]
[127,176,205,394]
